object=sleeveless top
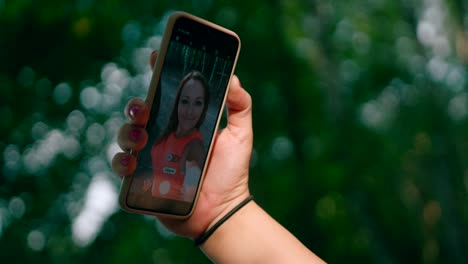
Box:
[151,131,203,200]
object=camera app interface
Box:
[127,17,239,211]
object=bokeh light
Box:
[27,230,46,252]
[3,144,21,180]
[122,21,142,47]
[8,197,25,219]
[80,86,101,110]
[447,92,467,121]
[72,173,118,247]
[271,136,294,161]
[17,67,35,87]
[66,110,86,132]
[86,123,106,146]
[53,83,73,105]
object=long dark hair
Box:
[156,71,209,144]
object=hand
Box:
[112,51,253,238]
[143,178,152,192]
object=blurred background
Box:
[1,0,467,263]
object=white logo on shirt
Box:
[163,167,176,175]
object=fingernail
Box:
[128,104,141,119]
[151,50,157,56]
[120,155,131,166]
[129,129,142,141]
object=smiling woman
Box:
[149,71,209,201]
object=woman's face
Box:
[177,79,205,135]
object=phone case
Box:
[119,11,241,218]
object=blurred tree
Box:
[0,0,467,263]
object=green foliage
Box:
[1,0,467,263]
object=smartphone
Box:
[119,12,241,218]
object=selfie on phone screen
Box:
[121,15,239,216]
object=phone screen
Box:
[125,16,239,216]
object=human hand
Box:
[143,177,152,192]
[112,51,253,239]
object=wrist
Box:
[195,194,253,246]
[199,200,259,263]
[199,202,326,264]
[205,191,251,230]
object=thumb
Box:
[225,75,252,133]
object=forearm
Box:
[200,201,326,264]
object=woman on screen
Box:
[148,71,209,201]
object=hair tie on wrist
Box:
[194,195,254,246]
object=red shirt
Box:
[151,131,203,200]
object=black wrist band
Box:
[194,195,254,246]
